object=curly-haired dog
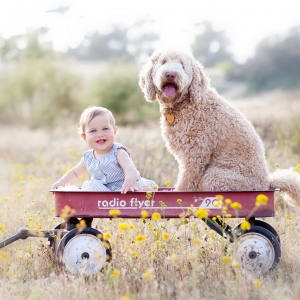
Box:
[139,50,300,207]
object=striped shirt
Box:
[81,142,156,191]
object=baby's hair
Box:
[77,106,116,135]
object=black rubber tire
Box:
[254,219,280,244]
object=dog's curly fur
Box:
[139,50,300,207]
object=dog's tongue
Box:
[164,84,176,98]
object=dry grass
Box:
[0,91,300,299]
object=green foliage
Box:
[0,59,83,128]
[238,26,300,94]
[88,63,159,125]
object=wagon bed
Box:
[54,188,276,218]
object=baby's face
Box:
[82,114,117,157]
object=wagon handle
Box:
[0,227,30,249]
[0,227,63,249]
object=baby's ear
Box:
[138,51,161,102]
[114,127,118,134]
[81,133,86,142]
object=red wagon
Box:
[0,188,280,275]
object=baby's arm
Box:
[117,149,138,194]
[51,158,87,190]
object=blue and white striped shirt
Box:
[81,142,156,191]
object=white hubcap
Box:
[234,232,275,274]
[62,234,107,274]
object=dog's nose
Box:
[166,72,176,81]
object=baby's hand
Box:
[51,181,64,192]
[121,180,136,194]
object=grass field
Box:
[0,90,300,299]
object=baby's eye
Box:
[90,129,96,133]
[103,127,109,130]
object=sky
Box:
[0,0,299,63]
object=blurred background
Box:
[0,0,300,128]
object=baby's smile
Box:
[96,139,106,144]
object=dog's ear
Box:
[139,51,161,102]
[189,57,210,100]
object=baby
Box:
[51,106,157,193]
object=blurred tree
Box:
[68,25,131,61]
[191,21,234,67]
[68,20,159,63]
[0,29,56,62]
[240,26,300,93]
[0,59,82,128]
[88,63,159,125]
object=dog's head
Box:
[139,50,209,106]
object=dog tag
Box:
[167,114,174,124]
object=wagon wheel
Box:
[56,227,112,275]
[253,220,280,244]
[234,220,280,244]
[233,225,281,274]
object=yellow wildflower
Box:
[222,256,232,265]
[231,202,242,210]
[110,269,120,279]
[103,232,111,240]
[152,212,161,220]
[142,269,154,280]
[254,279,262,287]
[194,208,209,219]
[240,221,251,230]
[295,165,300,173]
[165,180,171,186]
[162,233,170,239]
[132,251,138,257]
[177,198,182,204]
[119,222,128,230]
[215,195,224,201]
[121,295,130,300]
[141,210,148,218]
[135,234,147,242]
[109,209,121,217]
[0,252,9,259]
[225,198,232,205]
[255,194,269,206]
[212,201,220,207]
[286,215,292,220]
